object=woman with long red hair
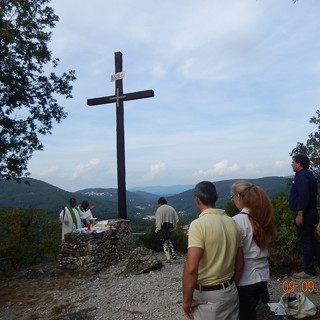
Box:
[231,180,276,320]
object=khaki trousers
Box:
[192,282,239,320]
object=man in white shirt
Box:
[155,197,179,263]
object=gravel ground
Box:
[1,253,320,320]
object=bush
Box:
[171,225,188,252]
[269,247,302,276]
[0,208,61,268]
[272,193,298,253]
[139,222,188,252]
[225,200,238,217]
[139,224,163,252]
[51,304,68,315]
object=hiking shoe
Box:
[172,255,177,260]
[292,271,316,279]
[165,260,171,264]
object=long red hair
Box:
[231,180,276,249]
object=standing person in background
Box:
[183,181,243,320]
[231,181,277,320]
[155,197,179,264]
[78,200,96,227]
[289,154,320,279]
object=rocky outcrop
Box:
[120,247,162,276]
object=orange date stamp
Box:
[282,280,318,293]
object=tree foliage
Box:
[0,208,61,267]
[271,193,298,253]
[139,222,188,252]
[268,193,304,275]
[224,200,238,217]
[290,109,320,181]
[0,0,76,181]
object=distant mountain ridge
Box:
[76,187,159,206]
[0,179,119,218]
[128,184,195,196]
[0,176,291,223]
[165,176,292,223]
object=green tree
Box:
[0,0,76,181]
[0,208,61,266]
[290,109,320,181]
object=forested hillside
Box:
[0,178,127,219]
[0,176,291,224]
[165,176,291,223]
[0,176,293,269]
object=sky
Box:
[27,0,320,192]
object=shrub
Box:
[51,304,68,315]
[0,208,61,267]
[139,222,188,252]
[269,247,302,276]
[272,193,298,253]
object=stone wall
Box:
[58,219,135,273]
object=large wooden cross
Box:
[87,51,154,219]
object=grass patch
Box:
[51,304,68,315]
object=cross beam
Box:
[87,52,154,219]
[87,89,154,107]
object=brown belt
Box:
[195,279,233,291]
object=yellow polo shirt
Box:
[188,208,242,285]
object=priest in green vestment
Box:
[59,197,94,240]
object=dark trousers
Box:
[295,209,320,276]
[237,281,269,320]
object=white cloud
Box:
[35,166,60,176]
[192,160,241,179]
[26,0,320,192]
[143,163,166,181]
[246,162,259,170]
[275,160,287,168]
[69,159,101,180]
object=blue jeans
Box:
[295,209,320,276]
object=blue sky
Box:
[28,0,320,192]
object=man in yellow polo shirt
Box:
[183,181,244,320]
